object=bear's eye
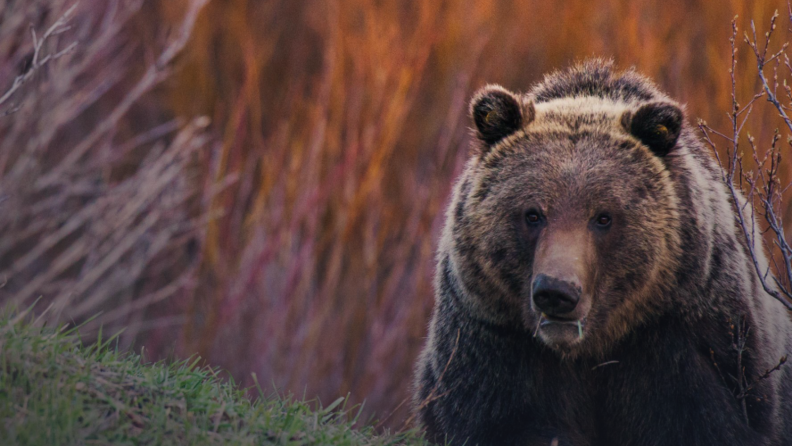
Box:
[525,210,542,226]
[595,213,612,228]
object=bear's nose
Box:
[532,273,581,316]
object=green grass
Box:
[0,309,429,445]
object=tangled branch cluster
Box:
[700,6,792,311]
[0,0,211,347]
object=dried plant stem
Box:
[0,4,78,109]
[36,0,209,189]
[701,11,792,310]
[700,9,792,425]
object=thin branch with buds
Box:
[699,11,792,310]
[700,8,792,426]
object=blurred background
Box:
[1,0,791,429]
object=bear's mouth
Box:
[534,313,587,340]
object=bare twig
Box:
[737,355,788,401]
[591,360,620,371]
[702,11,792,426]
[700,13,792,310]
[0,4,78,109]
[731,316,750,425]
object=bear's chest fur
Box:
[421,299,780,446]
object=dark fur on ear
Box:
[470,85,533,147]
[621,102,683,156]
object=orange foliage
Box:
[6,0,792,430]
[149,0,792,427]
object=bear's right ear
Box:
[470,85,533,149]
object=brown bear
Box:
[413,59,792,446]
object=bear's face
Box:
[450,86,683,356]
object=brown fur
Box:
[414,59,792,446]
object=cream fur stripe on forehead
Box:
[481,96,634,155]
[480,95,686,175]
[531,96,631,124]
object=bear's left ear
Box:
[621,102,683,157]
[470,85,533,149]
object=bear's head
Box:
[449,85,685,356]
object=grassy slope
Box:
[0,311,429,446]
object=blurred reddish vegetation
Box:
[3,0,792,429]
